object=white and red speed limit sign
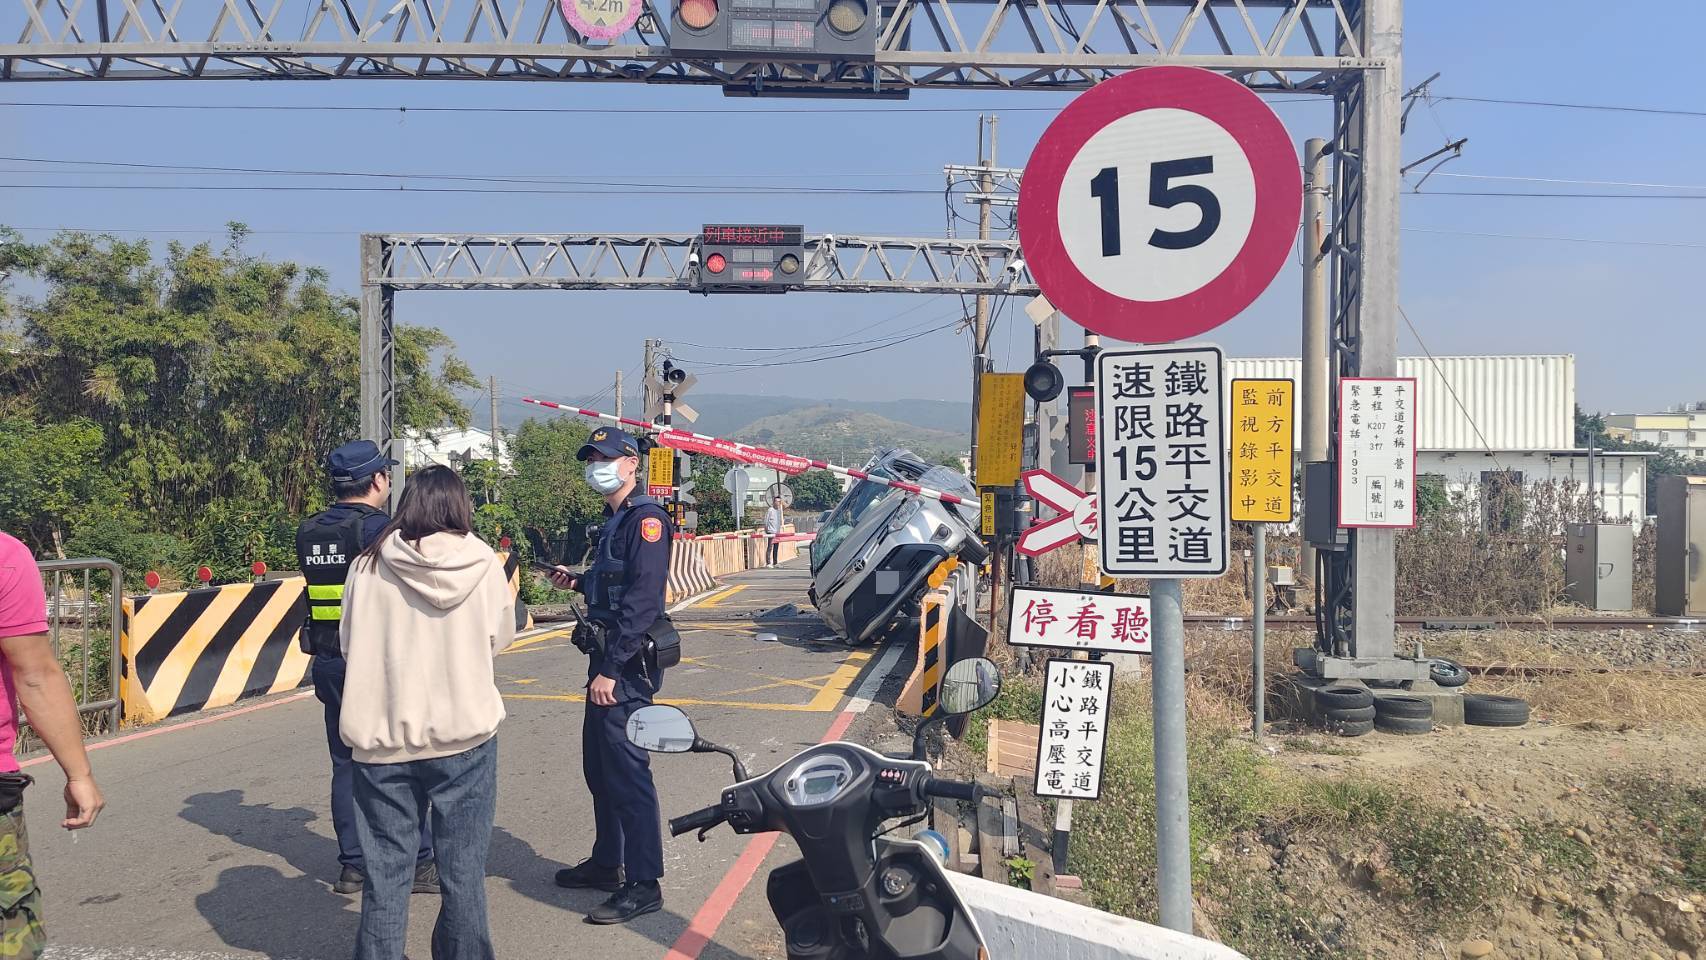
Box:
[1018,66,1302,344]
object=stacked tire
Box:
[1372,695,1433,735]
[1313,686,1374,737]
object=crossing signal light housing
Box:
[667,0,878,61]
[695,224,807,293]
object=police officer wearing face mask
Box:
[546,426,672,925]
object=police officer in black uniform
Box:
[546,427,672,925]
[296,440,438,896]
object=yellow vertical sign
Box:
[1230,378,1295,522]
[647,446,674,496]
[981,491,996,537]
[976,372,1026,488]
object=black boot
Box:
[585,881,662,925]
[554,859,625,893]
[334,866,364,895]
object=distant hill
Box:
[689,394,970,440]
[732,406,965,465]
[503,391,971,449]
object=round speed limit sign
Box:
[1018,66,1302,343]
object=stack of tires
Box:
[1313,686,1376,737]
[1313,686,1438,736]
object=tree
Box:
[789,470,845,511]
[0,418,117,557]
[505,417,605,563]
[0,225,477,580]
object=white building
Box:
[1605,404,1706,460]
[403,427,511,473]
[1223,355,1652,522]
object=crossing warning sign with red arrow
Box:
[1016,469,1099,557]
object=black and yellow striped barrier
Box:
[898,589,950,718]
[121,579,312,725]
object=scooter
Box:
[626,657,1004,960]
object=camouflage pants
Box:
[0,810,44,959]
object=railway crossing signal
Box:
[694,225,806,293]
[667,0,877,62]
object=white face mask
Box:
[585,460,626,494]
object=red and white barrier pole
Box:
[521,397,973,507]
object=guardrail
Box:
[36,558,123,736]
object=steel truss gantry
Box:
[4,0,1366,92]
[371,233,1034,293]
[8,0,1405,671]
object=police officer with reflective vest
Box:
[296,440,438,897]
[547,427,674,925]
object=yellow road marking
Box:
[699,584,750,607]
[501,628,573,655]
[802,652,871,712]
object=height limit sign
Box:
[1096,346,1228,577]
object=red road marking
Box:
[664,707,858,960]
[23,690,315,768]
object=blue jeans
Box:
[352,737,497,960]
[313,653,433,872]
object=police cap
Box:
[578,427,642,461]
[327,439,398,483]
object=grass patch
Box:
[1202,867,1357,960]
[1619,776,1706,891]
[1280,735,1359,757]
[1385,807,1512,912]
[1516,820,1596,878]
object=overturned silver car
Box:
[807,449,987,646]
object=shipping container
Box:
[1225,354,1574,451]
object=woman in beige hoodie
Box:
[339,465,515,960]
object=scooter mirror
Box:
[940,657,1002,715]
[626,704,698,753]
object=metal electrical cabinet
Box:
[1564,523,1634,611]
[1656,476,1706,617]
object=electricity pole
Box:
[968,114,998,484]
[614,369,624,420]
[488,374,501,503]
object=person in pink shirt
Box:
[0,531,105,957]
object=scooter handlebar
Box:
[669,804,726,837]
[922,776,978,803]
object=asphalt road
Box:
[25,560,908,960]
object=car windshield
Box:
[810,465,898,574]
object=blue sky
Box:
[5,1,1702,422]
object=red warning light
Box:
[144,571,161,590]
[499,536,512,550]
[705,253,727,274]
[196,566,213,583]
[252,561,268,577]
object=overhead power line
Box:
[676,318,961,369]
[0,98,1316,116]
[1434,95,1706,119]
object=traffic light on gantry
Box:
[695,224,806,293]
[667,0,878,60]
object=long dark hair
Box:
[357,464,474,568]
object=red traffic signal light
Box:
[705,253,727,275]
